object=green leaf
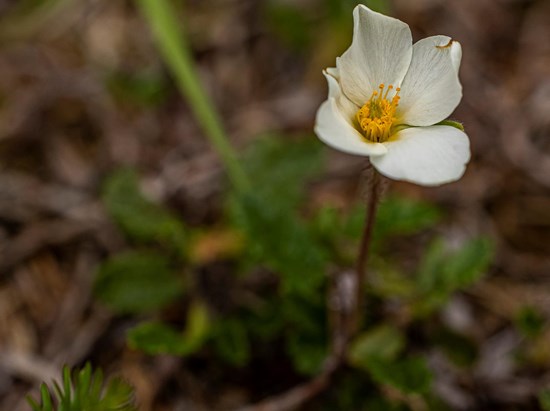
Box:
[241,136,324,209]
[435,119,465,131]
[136,0,249,192]
[40,384,52,411]
[127,302,209,356]
[212,317,251,367]
[539,389,550,411]
[443,237,494,288]
[233,193,327,297]
[101,378,136,410]
[94,251,183,314]
[370,264,416,298]
[515,306,546,339]
[102,169,186,255]
[286,330,328,375]
[27,364,136,411]
[414,237,494,316]
[374,195,442,239]
[128,322,185,354]
[344,195,441,241]
[230,136,328,297]
[348,325,405,369]
[367,356,432,394]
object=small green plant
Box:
[27,364,136,411]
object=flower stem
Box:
[352,168,380,333]
[136,0,249,193]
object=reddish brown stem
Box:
[237,168,381,411]
[352,169,380,333]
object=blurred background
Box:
[1,0,550,410]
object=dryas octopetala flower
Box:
[314,5,470,186]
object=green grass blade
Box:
[135,0,249,192]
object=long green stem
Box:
[136,0,249,192]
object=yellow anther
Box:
[356,84,401,143]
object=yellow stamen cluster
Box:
[356,84,400,143]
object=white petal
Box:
[398,36,463,126]
[370,125,470,186]
[324,71,357,119]
[337,5,412,106]
[315,74,387,156]
[326,66,339,81]
[450,41,462,74]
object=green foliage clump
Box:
[95,135,496,408]
[27,364,136,411]
[348,325,431,395]
[225,136,329,373]
[229,136,328,298]
[94,251,184,314]
[102,169,186,255]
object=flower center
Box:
[356,84,400,143]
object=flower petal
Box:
[398,36,463,126]
[370,125,470,185]
[337,5,413,106]
[315,74,388,156]
[450,40,462,74]
[325,66,339,81]
[324,71,357,119]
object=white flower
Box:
[314,5,470,186]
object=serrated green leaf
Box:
[102,169,186,255]
[94,251,183,314]
[241,135,324,209]
[367,356,432,394]
[230,136,328,298]
[233,193,327,297]
[348,325,405,369]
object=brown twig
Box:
[236,357,339,411]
